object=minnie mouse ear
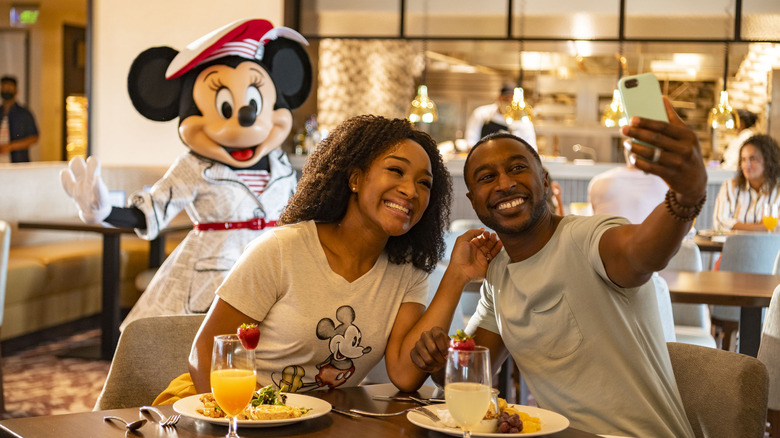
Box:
[127,46,182,121]
[262,38,312,110]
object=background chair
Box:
[0,220,10,412]
[758,284,780,438]
[94,314,205,410]
[651,274,677,342]
[661,239,717,348]
[712,234,780,351]
[667,341,768,438]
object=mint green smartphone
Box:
[618,73,668,150]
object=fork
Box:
[349,407,440,423]
[140,406,180,427]
[161,414,181,427]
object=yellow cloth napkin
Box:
[153,373,198,405]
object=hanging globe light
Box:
[602,89,627,128]
[709,43,739,132]
[504,87,533,124]
[708,90,739,131]
[408,85,438,124]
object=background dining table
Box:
[692,233,725,253]
[18,216,191,360]
[660,269,780,357]
[0,384,599,437]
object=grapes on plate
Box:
[497,411,523,434]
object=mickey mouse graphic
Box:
[272,306,373,392]
[59,19,312,329]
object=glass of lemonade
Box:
[211,334,257,438]
[444,346,492,438]
[763,204,778,233]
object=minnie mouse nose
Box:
[237,105,257,127]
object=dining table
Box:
[17,216,192,360]
[0,384,599,438]
[659,269,780,357]
[692,233,725,253]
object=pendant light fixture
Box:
[602,51,628,128]
[708,42,739,131]
[408,0,437,124]
[503,61,534,124]
[503,1,532,125]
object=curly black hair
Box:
[735,134,780,190]
[280,115,452,273]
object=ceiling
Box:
[296,1,780,82]
[0,0,774,82]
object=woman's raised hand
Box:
[448,228,502,282]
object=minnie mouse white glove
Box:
[60,156,112,224]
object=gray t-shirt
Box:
[218,220,428,392]
[467,215,694,438]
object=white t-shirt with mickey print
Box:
[217,220,429,392]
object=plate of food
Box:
[697,229,730,239]
[407,402,569,437]
[173,386,331,428]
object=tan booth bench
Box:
[0,162,185,342]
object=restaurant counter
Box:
[290,154,733,230]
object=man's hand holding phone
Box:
[620,93,707,208]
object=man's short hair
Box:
[500,83,515,96]
[463,132,541,185]
[737,109,757,130]
[1,76,17,86]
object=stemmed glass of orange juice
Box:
[211,334,256,438]
[763,204,779,233]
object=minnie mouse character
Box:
[60,19,312,328]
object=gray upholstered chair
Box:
[712,233,780,350]
[662,239,717,348]
[94,314,205,410]
[651,274,677,342]
[758,284,780,438]
[667,342,768,438]
[0,220,10,412]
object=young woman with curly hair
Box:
[713,134,780,232]
[184,115,501,397]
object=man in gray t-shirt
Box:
[411,97,706,438]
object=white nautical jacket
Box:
[120,149,296,330]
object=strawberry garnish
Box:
[450,329,476,351]
[237,323,260,350]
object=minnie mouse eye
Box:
[246,86,262,116]
[215,88,234,119]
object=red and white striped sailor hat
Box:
[165,18,308,79]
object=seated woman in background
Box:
[713,134,780,232]
[179,115,500,398]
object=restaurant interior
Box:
[1,0,780,437]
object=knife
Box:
[372,395,445,403]
[330,407,362,418]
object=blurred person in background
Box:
[589,146,668,224]
[465,83,536,149]
[713,134,780,232]
[721,109,758,170]
[0,75,38,163]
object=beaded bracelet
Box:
[664,189,706,222]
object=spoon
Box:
[103,416,147,432]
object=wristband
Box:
[664,189,706,222]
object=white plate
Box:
[173,393,331,428]
[407,404,569,437]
